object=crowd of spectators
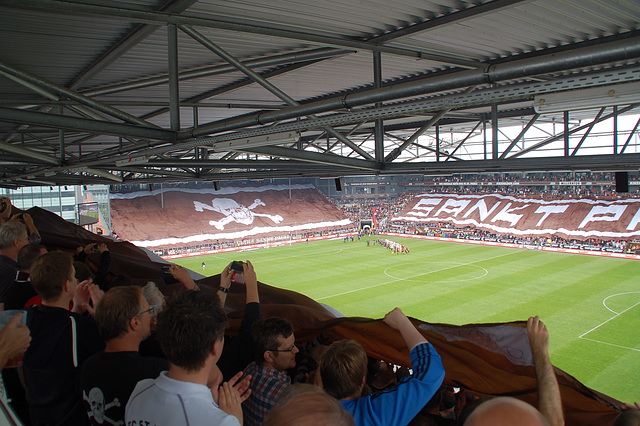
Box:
[386,222,633,254]
[149,181,639,257]
[153,227,356,257]
[414,171,616,183]
[1,194,639,426]
[334,187,637,255]
[403,171,640,199]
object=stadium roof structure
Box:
[1,0,640,188]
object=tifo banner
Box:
[110,185,350,247]
[394,193,640,240]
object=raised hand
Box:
[227,371,252,403]
[0,313,31,367]
[72,279,93,314]
[219,381,244,423]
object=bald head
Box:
[264,384,354,426]
[614,408,640,426]
[465,397,550,426]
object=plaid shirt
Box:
[242,361,291,426]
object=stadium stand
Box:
[0,203,627,425]
[110,184,351,253]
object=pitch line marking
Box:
[384,262,488,283]
[602,292,640,314]
[580,337,640,353]
[316,249,517,300]
[579,297,640,339]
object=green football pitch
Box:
[173,236,640,403]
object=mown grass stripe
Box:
[174,236,640,402]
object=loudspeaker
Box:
[615,172,628,193]
[213,181,221,191]
[335,177,344,191]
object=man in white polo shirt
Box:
[125,288,250,426]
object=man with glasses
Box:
[79,286,168,426]
[242,317,299,426]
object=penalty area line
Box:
[579,337,640,353]
[579,299,640,343]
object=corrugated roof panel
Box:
[0,7,136,86]
[83,27,318,88]
[188,0,456,38]
[202,51,448,103]
[388,0,640,61]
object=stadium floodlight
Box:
[533,82,640,113]
[210,131,300,151]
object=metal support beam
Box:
[180,24,374,160]
[386,86,475,162]
[0,140,61,165]
[183,36,640,140]
[83,48,351,97]
[436,125,440,162]
[145,159,343,168]
[85,167,124,182]
[483,116,487,160]
[385,132,462,161]
[570,108,605,156]
[447,120,482,159]
[141,60,317,122]
[168,24,180,131]
[512,104,639,158]
[613,105,618,155]
[247,146,380,171]
[499,114,539,159]
[373,52,384,162]
[0,61,160,129]
[385,153,640,174]
[0,107,176,141]
[385,111,447,163]
[491,103,498,160]
[621,117,640,154]
[564,111,570,156]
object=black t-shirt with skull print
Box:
[79,351,168,426]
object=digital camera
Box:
[230,261,244,273]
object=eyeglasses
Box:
[137,305,162,317]
[268,344,297,353]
